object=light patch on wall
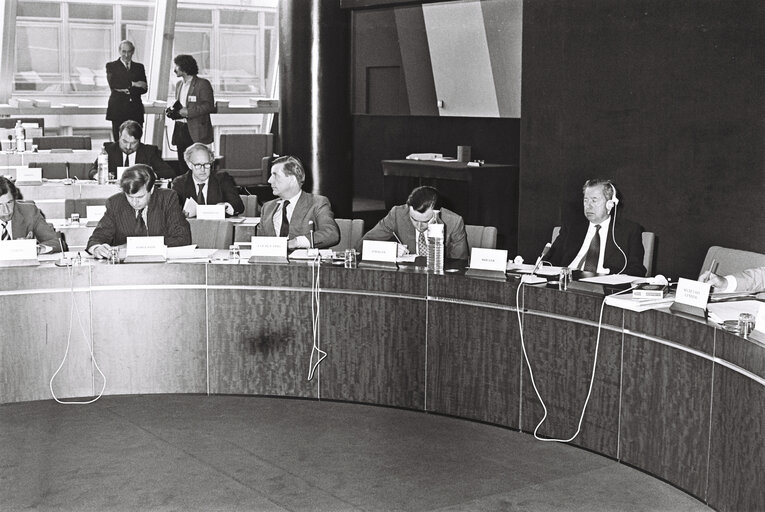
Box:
[423,1,499,117]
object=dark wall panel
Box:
[520,0,765,278]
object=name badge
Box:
[126,236,166,257]
[86,205,106,222]
[361,240,397,262]
[117,166,128,180]
[469,248,508,272]
[188,95,197,102]
[674,277,711,309]
[16,167,41,182]
[0,239,37,261]
[197,204,225,220]
[251,236,287,257]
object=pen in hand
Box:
[391,231,408,255]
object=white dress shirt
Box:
[569,216,612,273]
[272,191,302,236]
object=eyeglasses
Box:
[192,163,212,171]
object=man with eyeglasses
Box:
[257,156,340,249]
[0,177,63,252]
[87,165,191,259]
[359,186,469,260]
[171,143,243,217]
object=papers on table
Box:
[289,249,333,260]
[183,198,198,218]
[579,274,643,285]
[707,300,763,325]
[605,294,675,312]
[166,245,199,259]
[506,262,563,277]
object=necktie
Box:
[135,208,146,236]
[196,183,205,205]
[583,224,601,271]
[124,154,130,167]
[279,200,290,237]
[417,230,427,256]
[0,221,9,241]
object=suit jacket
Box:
[90,142,175,179]
[9,201,62,253]
[86,188,191,250]
[174,76,216,144]
[358,205,469,260]
[257,192,340,249]
[548,214,646,277]
[731,267,765,292]
[105,59,147,123]
[171,171,244,216]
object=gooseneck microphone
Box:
[308,220,315,249]
[522,242,551,285]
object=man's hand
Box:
[397,243,409,257]
[219,202,234,216]
[700,271,728,290]
[288,236,311,250]
[131,81,147,89]
[90,244,113,260]
[179,107,189,118]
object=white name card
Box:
[86,205,106,222]
[16,167,41,182]
[361,240,397,262]
[469,248,508,272]
[197,204,226,220]
[0,239,37,261]
[674,277,711,309]
[251,236,287,257]
[116,166,128,180]
[126,236,166,257]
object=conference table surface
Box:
[0,258,762,512]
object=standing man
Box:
[105,40,147,143]
[172,143,243,217]
[547,179,646,276]
[170,54,216,176]
[89,120,175,179]
[257,156,340,249]
[86,165,191,258]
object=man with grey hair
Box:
[171,143,243,217]
[257,156,340,249]
[106,40,147,142]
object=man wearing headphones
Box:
[547,179,646,276]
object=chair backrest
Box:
[465,224,498,250]
[32,136,91,150]
[219,133,273,187]
[330,218,365,252]
[0,118,45,133]
[29,162,92,180]
[551,225,656,277]
[699,246,765,279]
[189,219,234,249]
[239,194,259,217]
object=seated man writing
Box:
[257,156,340,249]
[547,179,646,276]
[0,177,63,252]
[701,267,765,293]
[358,186,469,260]
[89,120,175,180]
[87,165,191,259]
[171,143,244,217]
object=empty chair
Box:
[465,224,498,250]
[189,219,234,249]
[32,136,92,150]
[329,219,365,252]
[239,194,259,217]
[29,162,92,180]
[699,246,765,278]
[218,133,273,187]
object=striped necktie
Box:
[0,221,9,241]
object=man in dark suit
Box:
[89,120,174,180]
[0,177,62,253]
[359,186,469,259]
[257,156,340,249]
[548,179,646,276]
[105,40,147,143]
[171,143,243,217]
[170,54,216,175]
[86,165,191,259]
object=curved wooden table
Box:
[0,262,762,512]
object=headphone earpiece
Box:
[606,182,619,212]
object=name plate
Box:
[86,205,106,222]
[361,240,397,262]
[197,204,226,220]
[674,277,711,309]
[126,236,166,257]
[116,166,128,180]
[16,167,41,182]
[0,239,37,260]
[469,248,508,272]
[251,236,287,257]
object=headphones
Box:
[606,182,619,212]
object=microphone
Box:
[307,220,319,257]
[522,243,551,285]
[63,162,73,185]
